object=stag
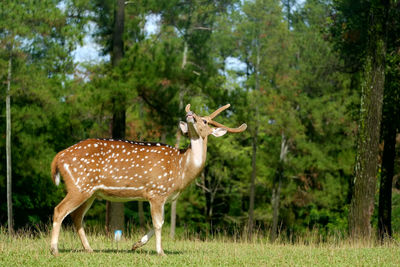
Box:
[50,104,246,256]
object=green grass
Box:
[1,228,400,266]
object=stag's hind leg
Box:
[132,229,154,251]
[70,196,95,252]
[51,192,89,256]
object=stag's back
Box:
[54,139,185,200]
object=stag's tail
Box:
[51,153,61,186]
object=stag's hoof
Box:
[85,248,94,253]
[50,247,59,256]
[131,242,142,251]
[158,251,166,257]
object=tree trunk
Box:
[248,131,257,240]
[106,0,126,235]
[378,118,396,240]
[270,133,288,242]
[170,200,177,239]
[270,176,282,242]
[204,170,221,235]
[349,0,388,241]
[377,43,400,241]
[137,101,145,229]
[6,52,13,236]
[138,201,145,229]
[112,0,125,67]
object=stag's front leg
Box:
[150,200,165,256]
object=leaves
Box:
[0,0,386,240]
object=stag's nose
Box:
[186,111,195,123]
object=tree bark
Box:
[111,0,125,67]
[248,131,257,240]
[378,118,396,240]
[377,38,400,242]
[349,0,389,241]
[270,176,282,242]
[270,133,288,242]
[6,52,13,236]
[106,0,126,235]
[170,200,177,239]
[136,101,145,229]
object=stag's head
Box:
[180,104,247,140]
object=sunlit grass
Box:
[1,227,400,266]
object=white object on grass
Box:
[114,230,122,242]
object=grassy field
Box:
[1,228,400,266]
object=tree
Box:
[349,0,389,240]
[272,0,356,237]
[107,0,126,236]
[377,2,400,239]
[6,47,12,235]
[378,54,400,240]
[0,0,86,228]
[234,0,293,239]
[140,0,237,238]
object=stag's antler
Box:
[209,104,247,133]
[209,120,247,133]
[185,104,191,113]
[209,104,231,119]
[185,103,247,133]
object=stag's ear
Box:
[211,128,227,137]
[180,121,188,134]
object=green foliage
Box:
[2,0,397,241]
[0,0,87,227]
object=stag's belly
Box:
[95,189,146,202]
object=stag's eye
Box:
[203,119,208,124]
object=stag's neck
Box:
[180,137,208,189]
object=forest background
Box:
[1,0,399,242]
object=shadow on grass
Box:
[58,248,183,255]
